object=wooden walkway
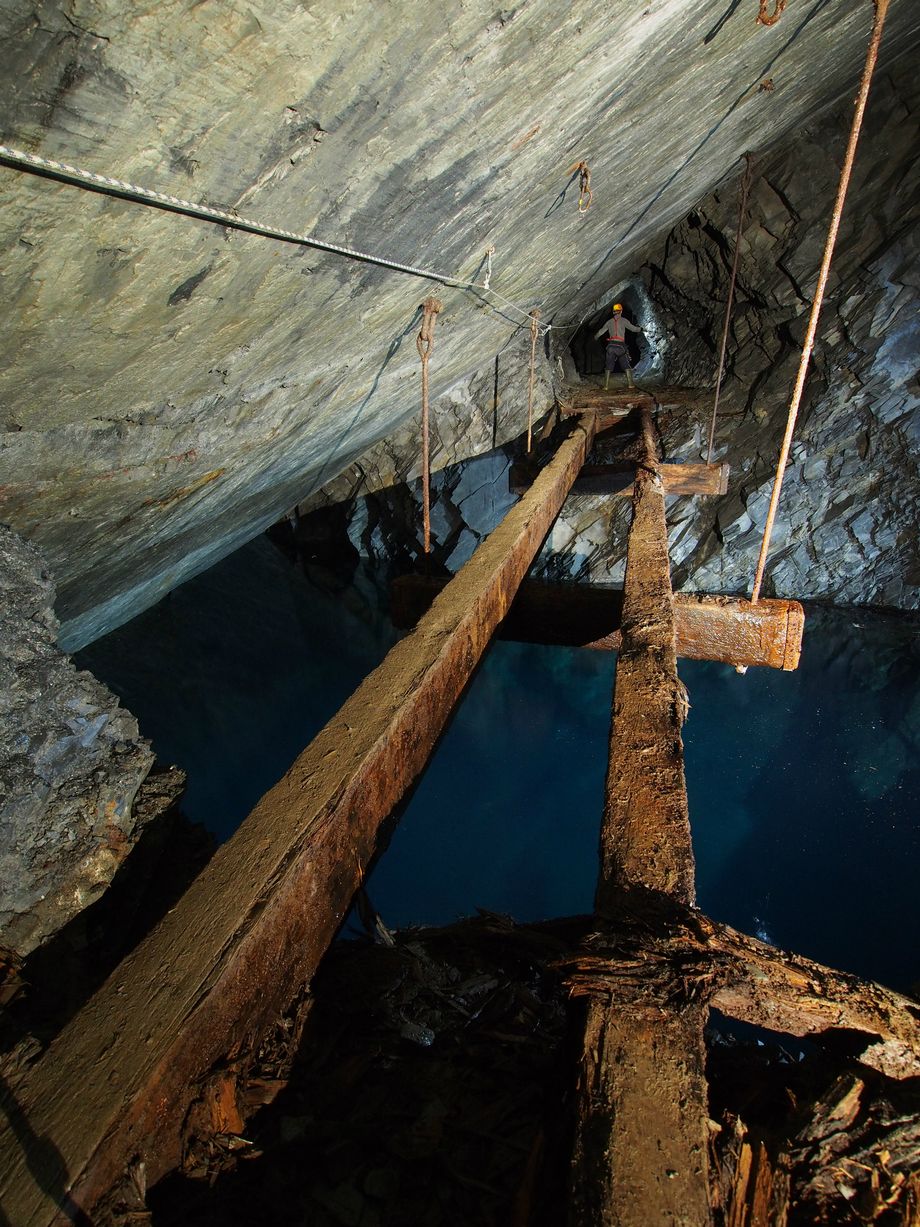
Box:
[1,392,917,1226]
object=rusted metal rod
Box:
[750,0,890,602]
[0,415,597,1227]
[417,296,442,555]
[526,308,541,454]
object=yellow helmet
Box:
[613,302,623,311]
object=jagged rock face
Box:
[332,60,920,608]
[0,525,165,955]
[2,1,919,647]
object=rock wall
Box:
[0,525,172,955]
[2,1,918,648]
[324,58,919,609]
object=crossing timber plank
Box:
[570,407,712,1226]
[509,460,730,498]
[0,418,598,1227]
[562,906,920,1081]
[390,575,804,670]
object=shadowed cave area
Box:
[2,4,920,1225]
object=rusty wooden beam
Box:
[674,592,803,670]
[570,406,712,1226]
[562,905,920,1083]
[510,460,730,498]
[391,575,804,670]
[0,417,598,1227]
[705,917,920,1081]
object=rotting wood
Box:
[510,460,730,498]
[562,904,920,1081]
[707,924,920,1081]
[596,406,694,908]
[390,575,803,670]
[570,405,712,1227]
[0,417,597,1227]
[573,999,711,1227]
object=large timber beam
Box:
[509,460,730,498]
[391,576,804,670]
[571,407,712,1227]
[0,416,598,1227]
[562,905,920,1083]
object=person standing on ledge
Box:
[595,303,644,389]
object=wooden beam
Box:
[509,461,730,498]
[0,418,598,1227]
[674,593,804,671]
[573,999,711,1227]
[705,917,920,1081]
[570,406,712,1226]
[391,576,804,671]
[597,407,696,910]
[562,905,920,1082]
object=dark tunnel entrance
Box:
[568,287,661,381]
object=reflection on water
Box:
[80,540,920,993]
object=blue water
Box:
[78,539,920,994]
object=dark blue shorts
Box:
[605,341,632,372]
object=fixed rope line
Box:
[0,143,550,332]
[707,153,753,465]
[750,0,890,604]
[416,297,443,556]
[526,309,541,454]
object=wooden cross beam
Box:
[0,420,598,1227]
[509,459,730,498]
[390,575,804,671]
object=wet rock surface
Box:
[325,61,919,608]
[2,1,918,646]
[0,525,159,954]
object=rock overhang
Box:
[1,0,918,646]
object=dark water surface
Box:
[78,538,920,993]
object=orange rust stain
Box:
[143,468,224,511]
[512,123,541,150]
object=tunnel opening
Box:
[568,283,665,382]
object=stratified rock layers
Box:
[2,1,918,646]
[0,526,157,954]
[328,60,919,608]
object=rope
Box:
[416,297,443,556]
[750,0,890,604]
[526,309,541,454]
[570,161,593,215]
[706,154,753,465]
[757,0,787,25]
[0,143,551,333]
[483,245,495,290]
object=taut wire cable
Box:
[0,143,551,334]
[706,153,753,465]
[750,0,890,604]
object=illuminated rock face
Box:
[0,526,158,955]
[317,61,920,610]
[2,1,919,646]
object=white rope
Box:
[0,142,552,333]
